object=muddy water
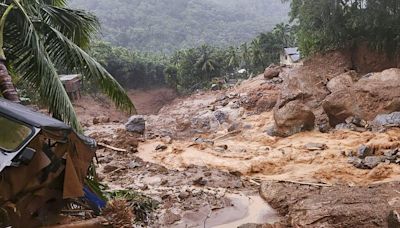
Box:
[137,127,400,186]
[210,195,279,228]
[176,194,279,228]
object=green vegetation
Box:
[89,41,168,90]
[0,0,134,130]
[287,0,400,56]
[69,0,290,53]
[90,23,295,93]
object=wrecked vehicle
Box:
[0,98,96,227]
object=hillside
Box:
[69,0,290,53]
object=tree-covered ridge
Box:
[69,0,290,53]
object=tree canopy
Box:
[286,0,400,56]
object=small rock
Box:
[162,136,173,144]
[178,191,190,199]
[103,165,119,173]
[348,157,364,169]
[271,77,283,84]
[161,179,168,186]
[344,150,354,157]
[129,147,138,153]
[221,99,229,107]
[230,102,240,109]
[92,116,110,125]
[364,156,384,169]
[228,92,238,99]
[266,125,279,137]
[387,210,400,228]
[304,143,328,151]
[138,184,149,191]
[155,144,168,151]
[125,115,146,134]
[228,123,240,132]
[384,149,399,157]
[345,116,367,128]
[214,110,228,123]
[142,176,162,186]
[193,177,207,186]
[128,161,142,169]
[229,171,243,176]
[163,210,181,225]
[384,152,398,163]
[357,145,373,159]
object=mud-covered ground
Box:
[77,65,400,227]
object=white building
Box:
[280,47,303,66]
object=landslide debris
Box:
[76,51,400,227]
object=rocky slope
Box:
[78,52,400,227]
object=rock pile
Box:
[348,146,400,169]
[270,65,400,136]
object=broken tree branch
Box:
[98,142,127,152]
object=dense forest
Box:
[69,0,290,53]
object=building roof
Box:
[0,98,71,131]
[284,47,301,62]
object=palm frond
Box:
[41,24,136,114]
[3,0,135,131]
[40,5,99,48]
[7,1,81,130]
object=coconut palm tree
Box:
[240,43,251,72]
[0,0,135,130]
[226,46,239,71]
[195,44,217,81]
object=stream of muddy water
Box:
[176,194,279,228]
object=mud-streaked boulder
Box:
[264,64,282,79]
[323,68,400,127]
[326,71,356,93]
[273,100,315,137]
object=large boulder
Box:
[273,100,315,137]
[322,89,360,127]
[326,71,357,93]
[125,115,146,134]
[264,64,282,79]
[277,67,330,110]
[323,68,400,126]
